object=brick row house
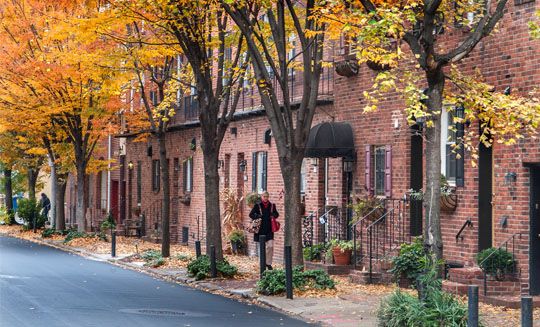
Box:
[64,1,540,300]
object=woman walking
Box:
[249,191,279,270]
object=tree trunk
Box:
[75,163,87,232]
[158,133,171,257]
[202,148,223,260]
[423,69,445,263]
[280,155,304,266]
[56,173,67,231]
[4,168,14,224]
[27,167,40,200]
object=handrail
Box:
[479,232,522,296]
[318,207,337,224]
[455,218,473,242]
[367,208,396,283]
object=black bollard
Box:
[210,245,217,278]
[521,296,533,327]
[467,285,478,327]
[111,230,116,258]
[285,245,293,300]
[195,240,201,258]
[259,235,267,279]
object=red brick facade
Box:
[65,0,540,296]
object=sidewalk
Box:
[1,226,538,327]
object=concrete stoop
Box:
[444,267,522,297]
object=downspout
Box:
[107,134,112,213]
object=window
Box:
[152,160,160,192]
[441,107,465,186]
[183,157,193,193]
[365,145,392,197]
[136,161,142,204]
[100,170,107,209]
[374,146,386,196]
[287,34,296,76]
[251,151,267,193]
[300,159,307,194]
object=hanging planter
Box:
[179,193,191,205]
[335,58,359,77]
[440,193,458,211]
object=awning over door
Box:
[305,122,355,159]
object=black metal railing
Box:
[479,232,522,296]
[455,218,473,242]
[141,199,163,238]
[351,198,409,270]
[183,95,199,121]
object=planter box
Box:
[333,248,352,265]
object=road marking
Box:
[0,274,30,279]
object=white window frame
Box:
[441,108,457,186]
[256,152,265,193]
[373,146,386,196]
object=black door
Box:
[410,125,423,236]
[529,167,540,295]
[478,142,493,251]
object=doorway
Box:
[111,180,119,223]
[478,141,493,252]
[410,125,423,236]
[529,166,540,295]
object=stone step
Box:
[442,280,469,296]
[349,270,382,284]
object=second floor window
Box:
[183,157,193,193]
[252,151,267,193]
[365,145,392,197]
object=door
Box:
[111,180,119,223]
[529,167,540,295]
[410,125,423,236]
[478,141,493,251]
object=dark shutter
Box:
[252,152,257,192]
[262,152,267,191]
[365,145,372,194]
[137,161,142,204]
[189,158,193,191]
[456,113,465,187]
[385,145,392,197]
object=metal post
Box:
[33,210,37,233]
[521,296,533,327]
[467,285,478,327]
[210,245,217,278]
[285,246,293,299]
[259,235,267,279]
[195,240,201,258]
[111,230,116,258]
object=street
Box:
[0,236,311,327]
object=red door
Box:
[111,180,119,223]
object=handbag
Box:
[271,203,280,233]
[247,217,262,234]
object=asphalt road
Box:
[0,236,311,327]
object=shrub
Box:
[187,255,238,280]
[64,230,93,243]
[175,254,192,262]
[228,229,245,243]
[303,243,328,261]
[389,237,425,286]
[0,207,11,225]
[256,266,335,295]
[378,255,475,327]
[476,247,514,278]
[140,250,165,268]
[100,213,116,232]
[41,228,59,238]
[18,198,46,229]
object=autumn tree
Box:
[222,0,327,264]
[111,0,250,259]
[317,0,540,262]
[0,0,123,232]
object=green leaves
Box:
[256,266,335,295]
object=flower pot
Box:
[332,248,352,265]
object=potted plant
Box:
[100,213,116,234]
[228,229,245,255]
[389,237,424,288]
[349,195,384,224]
[477,247,515,281]
[245,192,260,207]
[330,239,354,265]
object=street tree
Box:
[317,0,540,263]
[222,0,327,265]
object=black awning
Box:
[305,122,355,159]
